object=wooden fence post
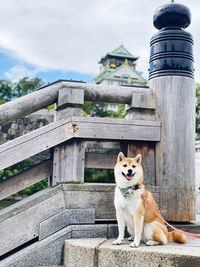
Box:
[51,88,85,186]
[126,92,156,187]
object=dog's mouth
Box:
[122,172,136,180]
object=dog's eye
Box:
[123,164,127,167]
[132,165,136,168]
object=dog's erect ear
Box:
[117,152,125,162]
[135,154,142,164]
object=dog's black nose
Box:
[128,169,132,174]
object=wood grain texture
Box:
[0,117,73,170]
[129,93,155,109]
[73,117,161,142]
[62,183,159,220]
[53,89,85,185]
[149,76,196,221]
[85,153,116,169]
[0,159,52,200]
[128,141,155,186]
[52,140,85,186]
[57,88,84,109]
[0,81,151,126]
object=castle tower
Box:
[92,44,146,85]
[148,1,196,221]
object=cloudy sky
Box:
[0,0,199,84]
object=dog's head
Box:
[114,152,143,188]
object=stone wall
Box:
[0,109,55,165]
[0,109,55,145]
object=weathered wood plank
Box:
[52,140,85,186]
[128,141,155,186]
[62,183,160,220]
[0,117,160,171]
[73,117,160,127]
[126,92,156,121]
[52,89,86,185]
[85,153,116,169]
[0,186,65,256]
[73,117,161,142]
[129,93,155,109]
[0,159,52,200]
[149,76,196,221]
[0,81,151,126]
[0,117,74,171]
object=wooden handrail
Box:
[0,159,52,201]
[0,81,150,126]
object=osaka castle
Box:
[91,44,146,85]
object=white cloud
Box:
[0,0,199,81]
[4,65,38,82]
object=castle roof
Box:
[92,61,146,85]
[99,44,139,64]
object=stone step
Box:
[64,238,200,267]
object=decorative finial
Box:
[153,2,191,30]
[149,1,193,80]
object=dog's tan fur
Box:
[113,152,187,247]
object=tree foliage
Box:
[83,102,126,118]
[0,77,44,103]
[0,77,45,198]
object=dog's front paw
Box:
[112,239,122,245]
[129,241,139,248]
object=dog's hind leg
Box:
[144,222,167,246]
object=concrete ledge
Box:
[0,224,108,267]
[64,238,107,267]
[64,238,200,267]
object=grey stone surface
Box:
[108,224,132,239]
[64,238,200,267]
[64,238,107,267]
[0,109,55,145]
[71,224,108,239]
[107,224,118,239]
[11,123,18,130]
[39,208,95,240]
[1,227,72,267]
[1,224,109,267]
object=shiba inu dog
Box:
[112,152,187,247]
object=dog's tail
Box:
[167,231,187,244]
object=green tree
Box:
[0,77,45,199]
[13,77,44,98]
[0,80,13,101]
[83,102,126,118]
[0,77,44,103]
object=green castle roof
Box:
[92,62,146,84]
[99,44,139,64]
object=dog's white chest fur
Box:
[114,187,142,231]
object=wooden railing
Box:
[0,80,196,257]
[0,81,158,200]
